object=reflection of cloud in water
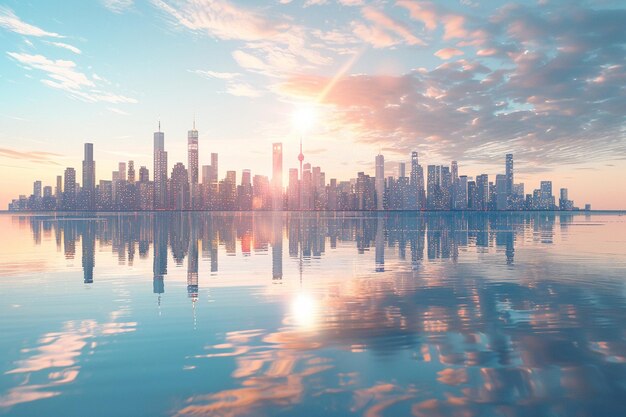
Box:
[0,313,136,409]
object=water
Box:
[0,212,625,417]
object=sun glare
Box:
[291,292,317,328]
[292,105,317,133]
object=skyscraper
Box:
[170,163,190,210]
[211,153,218,182]
[288,168,299,210]
[63,167,76,210]
[495,174,507,210]
[55,175,62,207]
[506,154,514,206]
[375,154,384,210]
[82,143,95,210]
[188,122,199,185]
[476,174,489,210]
[272,143,283,210]
[410,151,419,209]
[154,123,168,209]
[188,122,199,208]
[127,160,135,184]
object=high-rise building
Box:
[495,174,507,210]
[427,165,442,209]
[288,168,299,210]
[63,167,76,210]
[188,122,199,185]
[505,153,514,209]
[272,143,283,210]
[506,153,514,198]
[118,162,126,182]
[450,160,458,210]
[375,154,384,210]
[457,175,468,209]
[476,174,489,210]
[55,175,62,207]
[540,181,553,209]
[409,151,419,209]
[33,180,42,199]
[170,163,190,210]
[127,160,135,184]
[139,166,149,183]
[153,124,168,209]
[188,122,199,209]
[211,153,218,182]
[82,143,95,210]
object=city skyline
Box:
[1,1,625,209]
[8,130,585,212]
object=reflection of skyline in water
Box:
[2,213,626,417]
[19,212,578,289]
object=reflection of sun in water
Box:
[291,293,317,328]
[292,105,317,133]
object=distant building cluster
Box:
[8,124,586,212]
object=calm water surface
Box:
[0,212,625,417]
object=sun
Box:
[292,105,317,133]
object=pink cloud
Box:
[434,47,464,60]
[361,6,424,46]
[397,0,437,31]
[443,15,468,39]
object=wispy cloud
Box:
[189,69,239,80]
[0,147,63,165]
[7,52,137,104]
[101,0,134,14]
[0,7,63,38]
[153,0,332,76]
[189,69,261,97]
[107,107,130,115]
[226,83,261,98]
[45,41,82,55]
[357,6,424,47]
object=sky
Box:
[0,0,624,209]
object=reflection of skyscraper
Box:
[272,143,283,210]
[153,214,168,298]
[82,143,95,210]
[154,124,168,210]
[272,214,283,279]
[81,220,95,283]
[187,216,199,301]
[375,214,384,272]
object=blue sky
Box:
[0,0,625,208]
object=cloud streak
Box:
[0,147,63,166]
[0,7,62,38]
[7,52,137,104]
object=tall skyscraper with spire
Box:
[153,122,168,210]
[82,143,95,210]
[188,120,199,185]
[188,120,199,208]
[272,143,283,210]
